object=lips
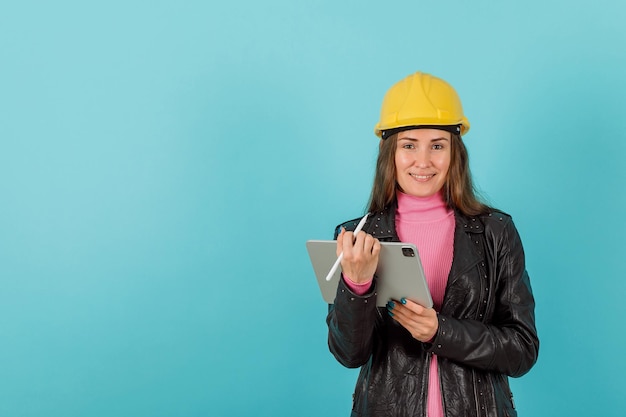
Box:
[410,173,435,181]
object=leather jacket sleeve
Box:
[428,216,539,378]
[326,277,380,368]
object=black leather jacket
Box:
[327,206,539,417]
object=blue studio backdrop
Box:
[1,1,625,416]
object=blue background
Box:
[1,1,625,416]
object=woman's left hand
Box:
[387,299,439,343]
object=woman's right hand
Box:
[336,228,381,284]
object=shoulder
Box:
[456,208,519,240]
[333,207,396,239]
[480,209,514,230]
[475,209,524,251]
[334,216,364,238]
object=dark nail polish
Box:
[401,298,407,305]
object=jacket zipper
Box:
[435,352,447,417]
[426,351,433,417]
[472,370,481,417]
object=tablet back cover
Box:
[306,240,433,308]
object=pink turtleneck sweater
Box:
[344,191,455,417]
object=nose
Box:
[414,149,430,168]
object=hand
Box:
[387,298,439,342]
[336,228,381,284]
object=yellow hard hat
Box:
[374,72,470,139]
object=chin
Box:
[408,190,437,198]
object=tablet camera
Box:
[401,247,415,257]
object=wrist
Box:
[343,273,373,286]
[342,273,373,295]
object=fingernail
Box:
[387,301,395,309]
[401,298,407,305]
[387,310,394,317]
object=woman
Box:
[327,72,539,417]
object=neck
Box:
[395,191,452,223]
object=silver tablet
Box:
[306,240,433,308]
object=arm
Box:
[429,218,539,377]
[326,226,381,368]
[326,278,379,368]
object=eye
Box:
[400,142,415,150]
[432,143,444,150]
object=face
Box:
[394,128,452,198]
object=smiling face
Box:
[394,128,452,198]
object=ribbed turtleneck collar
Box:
[395,191,453,223]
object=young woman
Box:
[327,72,539,417]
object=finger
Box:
[387,300,408,319]
[397,300,437,322]
[387,303,437,341]
[345,232,367,264]
[336,228,345,256]
[371,237,381,256]
[363,234,374,254]
[396,298,427,315]
[388,307,419,334]
[362,233,376,254]
[341,231,355,252]
[388,302,429,327]
[352,231,368,252]
[355,232,380,257]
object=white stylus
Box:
[325,213,370,281]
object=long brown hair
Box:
[367,133,490,216]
